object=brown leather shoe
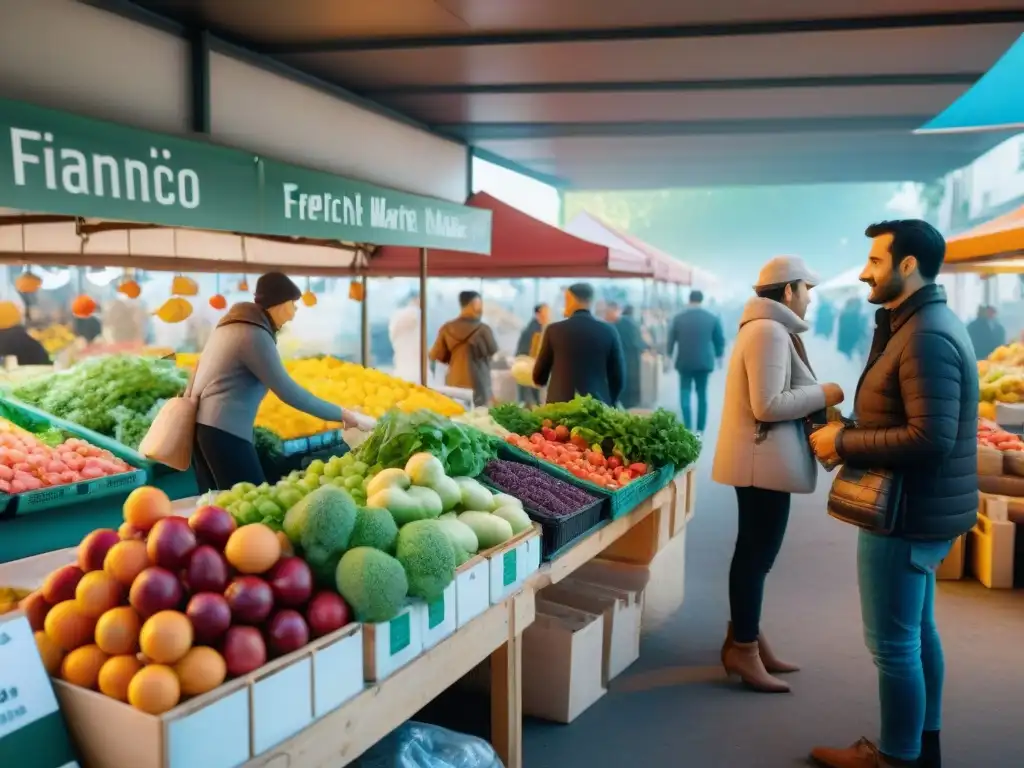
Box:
[722,641,790,693]
[810,738,908,767]
[721,622,800,674]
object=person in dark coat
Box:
[814,297,836,339]
[533,283,625,406]
[515,303,549,406]
[608,304,648,409]
[0,301,50,366]
[836,298,867,360]
[666,290,725,433]
[809,220,978,768]
[966,305,1006,361]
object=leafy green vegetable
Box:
[12,356,189,448]
[489,402,543,436]
[353,409,497,478]
[526,395,702,469]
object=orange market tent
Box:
[944,203,1024,273]
[366,192,650,278]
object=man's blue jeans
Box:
[858,530,953,761]
[679,370,709,432]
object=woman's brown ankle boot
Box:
[723,641,791,693]
[757,632,800,674]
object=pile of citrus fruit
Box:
[255,357,464,439]
[21,486,351,715]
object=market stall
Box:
[0,394,700,768]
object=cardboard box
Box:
[363,603,424,682]
[969,512,1016,589]
[311,623,364,717]
[936,534,966,581]
[454,555,490,627]
[522,600,606,723]
[420,583,457,650]
[599,486,674,565]
[540,579,642,684]
[53,622,362,768]
[484,526,542,604]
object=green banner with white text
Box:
[0,97,491,254]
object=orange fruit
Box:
[76,571,124,618]
[60,644,109,689]
[174,646,227,697]
[71,294,97,319]
[95,606,142,656]
[224,524,281,574]
[44,600,96,652]
[123,486,173,532]
[127,664,180,715]
[98,655,143,701]
[140,611,193,664]
[104,540,150,586]
[35,631,65,676]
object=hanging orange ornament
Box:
[117,279,141,299]
[209,294,227,310]
[14,271,41,294]
[71,295,97,318]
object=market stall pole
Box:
[420,248,429,386]
[360,274,370,367]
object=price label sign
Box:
[0,612,80,768]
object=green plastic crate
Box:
[2,468,146,517]
[496,442,675,518]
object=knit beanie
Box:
[253,272,301,309]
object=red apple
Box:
[305,591,350,638]
[266,610,309,657]
[224,576,273,625]
[19,591,51,632]
[129,567,183,619]
[147,517,197,571]
[267,557,313,608]
[189,505,237,550]
[42,565,84,604]
[186,592,232,645]
[222,626,266,677]
[185,546,230,594]
[78,529,121,572]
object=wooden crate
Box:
[668,468,695,538]
[54,623,363,768]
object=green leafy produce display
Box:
[492,395,701,469]
[353,409,497,478]
[11,355,188,448]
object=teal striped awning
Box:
[916,33,1024,134]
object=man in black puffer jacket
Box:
[808,220,977,768]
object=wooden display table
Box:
[1,470,695,768]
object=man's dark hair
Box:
[864,219,946,280]
[533,303,547,315]
[606,301,620,311]
[623,305,635,316]
[689,290,704,304]
[459,291,481,308]
[567,282,594,303]
[756,281,800,304]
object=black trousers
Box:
[729,486,791,643]
[193,423,266,493]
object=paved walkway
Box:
[523,336,1024,767]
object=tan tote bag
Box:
[139,369,198,472]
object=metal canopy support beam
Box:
[419,248,429,387]
[190,29,211,134]
[257,10,1024,53]
[447,115,934,141]
[367,72,983,96]
[471,147,568,189]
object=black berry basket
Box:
[478,459,609,560]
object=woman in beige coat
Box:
[712,256,845,693]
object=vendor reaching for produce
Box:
[192,272,372,491]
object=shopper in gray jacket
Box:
[713,256,845,694]
[192,272,368,491]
